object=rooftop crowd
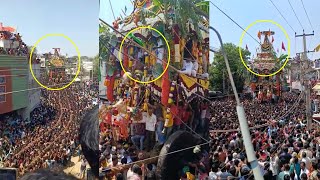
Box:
[0,31,28,56]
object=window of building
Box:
[0,76,5,84]
[0,85,5,103]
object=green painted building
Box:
[0,55,28,114]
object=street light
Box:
[209,26,264,180]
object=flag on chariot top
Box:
[272,36,274,43]
[258,31,261,40]
[315,44,320,52]
[268,29,271,36]
[281,42,286,51]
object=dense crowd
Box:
[0,82,94,177]
[0,105,56,165]
[100,91,320,180]
[210,92,306,131]
[0,31,29,56]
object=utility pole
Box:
[223,71,226,94]
[296,30,314,130]
[210,26,264,180]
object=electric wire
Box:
[101,3,310,178]
[209,0,282,65]
[0,66,80,72]
[101,3,302,129]
[108,0,116,21]
[300,0,314,30]
[101,40,213,104]
[268,0,296,33]
[102,42,216,143]
[287,0,304,30]
[99,18,211,91]
[102,31,300,129]
[209,1,261,45]
[107,141,211,173]
[0,82,72,96]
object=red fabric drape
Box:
[250,83,256,92]
[276,83,281,96]
[113,117,129,139]
[172,25,180,44]
[106,76,115,102]
[161,59,170,106]
[104,112,112,125]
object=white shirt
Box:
[156,39,164,63]
[182,60,193,70]
[209,171,218,180]
[192,61,199,71]
[201,109,207,119]
[300,168,309,179]
[143,112,157,131]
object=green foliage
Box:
[99,23,112,63]
[209,43,251,92]
[93,54,100,76]
[150,0,208,40]
[195,1,209,15]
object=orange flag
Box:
[258,31,261,39]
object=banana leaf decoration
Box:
[278,54,288,62]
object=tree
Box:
[209,43,251,93]
[149,0,209,40]
[93,54,100,77]
[99,23,112,63]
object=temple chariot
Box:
[249,30,283,103]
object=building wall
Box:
[0,67,13,113]
[99,61,106,97]
[23,63,41,120]
[83,61,93,72]
[0,55,28,114]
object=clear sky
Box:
[100,0,320,60]
[0,0,99,57]
[100,0,133,25]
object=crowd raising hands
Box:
[0,83,95,177]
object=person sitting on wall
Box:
[178,41,198,77]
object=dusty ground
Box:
[64,155,90,179]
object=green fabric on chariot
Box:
[106,66,115,76]
[152,63,164,78]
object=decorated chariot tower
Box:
[250,30,283,102]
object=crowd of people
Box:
[100,90,320,180]
[0,104,56,165]
[0,30,29,56]
[0,81,95,177]
[206,92,320,180]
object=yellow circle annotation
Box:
[238,19,291,77]
[118,26,171,84]
[29,33,81,91]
